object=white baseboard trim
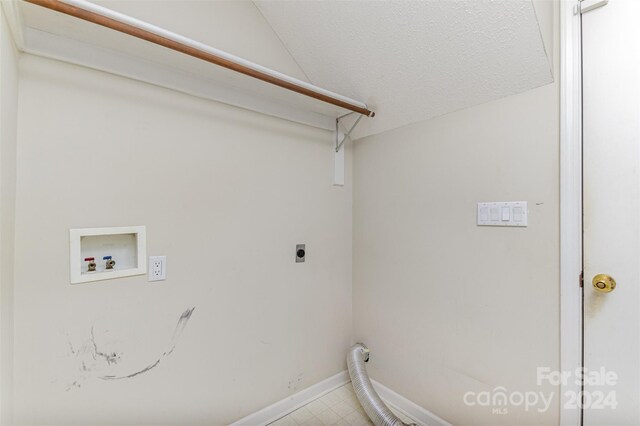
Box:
[230,370,350,426]
[230,371,450,426]
[371,379,452,426]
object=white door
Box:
[583,0,640,424]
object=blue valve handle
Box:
[103,256,112,260]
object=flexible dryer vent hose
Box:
[346,343,416,426]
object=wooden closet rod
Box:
[24,0,376,118]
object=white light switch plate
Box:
[148,256,166,281]
[477,201,528,227]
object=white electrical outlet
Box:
[148,256,166,281]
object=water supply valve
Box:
[103,255,115,270]
[84,257,96,272]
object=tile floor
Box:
[269,382,416,426]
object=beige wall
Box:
[0,5,19,425]
[4,0,563,424]
[533,0,555,71]
[91,0,309,82]
[352,4,560,425]
[12,55,352,425]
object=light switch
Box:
[501,207,510,221]
[477,202,527,227]
[480,207,488,221]
[513,207,523,222]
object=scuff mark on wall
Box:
[91,326,121,366]
[101,307,195,380]
[102,359,161,381]
[63,306,195,390]
[63,327,122,391]
[287,372,304,392]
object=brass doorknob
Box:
[592,274,616,293]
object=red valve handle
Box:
[84,257,95,261]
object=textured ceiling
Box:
[255,0,553,139]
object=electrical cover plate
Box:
[477,201,528,227]
[148,256,167,281]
